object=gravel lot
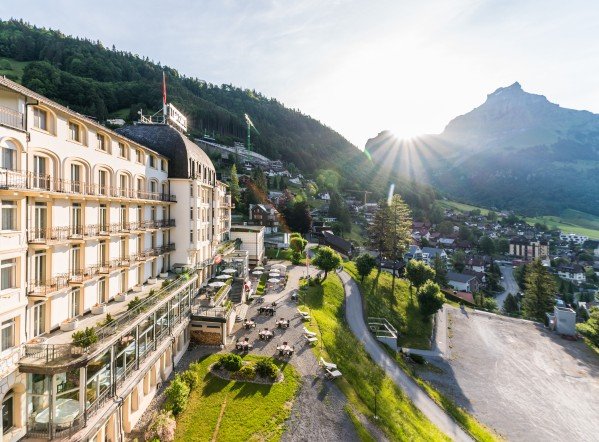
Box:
[417,307,599,442]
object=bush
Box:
[255,359,278,379]
[219,353,243,372]
[180,369,200,390]
[144,410,176,442]
[71,327,98,348]
[236,364,256,380]
[127,296,143,311]
[164,374,190,416]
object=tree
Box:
[495,238,510,255]
[432,255,448,287]
[328,191,352,233]
[521,259,557,322]
[405,260,436,300]
[229,164,241,208]
[458,226,472,241]
[503,293,519,315]
[386,194,412,292]
[451,250,467,273]
[418,281,445,317]
[355,254,376,282]
[487,210,498,222]
[287,201,312,234]
[429,203,444,225]
[368,200,391,269]
[478,236,495,255]
[576,307,599,347]
[438,221,453,236]
[290,235,308,264]
[312,246,341,280]
[164,374,190,416]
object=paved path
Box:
[496,265,519,308]
[340,270,473,442]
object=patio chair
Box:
[319,357,337,370]
[303,327,317,337]
[325,368,342,379]
[304,334,318,344]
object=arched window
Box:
[1,140,18,171]
[68,121,82,143]
[2,389,13,434]
[97,133,111,153]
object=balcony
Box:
[68,268,95,285]
[28,275,70,297]
[27,226,70,244]
[0,105,24,130]
[0,170,177,202]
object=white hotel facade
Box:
[0,77,234,441]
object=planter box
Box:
[132,285,143,293]
[159,272,169,278]
[115,293,127,302]
[91,304,106,315]
[148,277,158,284]
[60,319,78,332]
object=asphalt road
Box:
[496,264,519,308]
[340,271,473,442]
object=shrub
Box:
[127,296,143,311]
[144,410,176,442]
[219,353,243,372]
[103,313,115,326]
[236,364,256,380]
[162,279,172,288]
[164,374,190,416]
[255,359,278,379]
[72,327,98,348]
[180,369,200,390]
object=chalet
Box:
[467,256,486,273]
[421,247,447,265]
[405,245,423,260]
[320,230,354,257]
[249,203,280,233]
[557,265,586,283]
[439,237,456,248]
[447,272,480,293]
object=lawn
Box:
[174,354,300,442]
[344,262,433,350]
[436,199,490,215]
[266,248,293,260]
[300,274,449,441]
[525,209,599,239]
[0,57,30,81]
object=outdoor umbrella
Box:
[221,268,236,274]
[269,272,280,277]
[216,274,232,280]
[208,281,226,288]
[252,270,263,275]
[268,278,280,283]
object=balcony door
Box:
[98,170,108,196]
[68,289,80,319]
[120,205,127,229]
[99,241,108,266]
[99,204,108,233]
[71,203,82,236]
[33,251,46,284]
[70,164,81,193]
[69,245,81,275]
[33,156,48,189]
[33,202,47,240]
[32,301,46,337]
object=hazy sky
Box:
[5,0,599,147]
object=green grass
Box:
[266,248,293,260]
[256,274,267,296]
[346,406,377,442]
[0,57,29,81]
[174,354,300,442]
[436,199,490,215]
[344,262,433,350]
[525,209,599,239]
[301,274,449,441]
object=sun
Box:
[389,129,420,141]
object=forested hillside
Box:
[0,19,435,212]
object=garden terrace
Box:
[20,274,198,373]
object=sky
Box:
[4,0,599,147]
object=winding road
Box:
[340,270,472,442]
[495,264,519,308]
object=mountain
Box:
[0,19,435,213]
[365,82,599,216]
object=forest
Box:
[0,19,435,213]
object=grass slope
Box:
[0,57,29,81]
[301,274,448,441]
[344,262,433,350]
[174,354,300,442]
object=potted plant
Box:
[115,292,127,302]
[132,284,143,293]
[60,318,79,332]
[148,276,158,284]
[71,327,98,351]
[91,303,106,315]
[159,271,169,278]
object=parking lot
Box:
[417,307,599,441]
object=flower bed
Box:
[210,360,284,384]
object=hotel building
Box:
[0,76,237,441]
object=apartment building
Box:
[509,237,549,261]
[0,76,233,441]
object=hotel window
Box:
[151,206,156,221]
[1,200,16,231]
[150,181,157,194]
[33,107,47,131]
[120,205,127,228]
[97,134,108,152]
[97,278,106,304]
[98,169,108,195]
[189,183,193,197]
[1,318,14,352]
[70,163,81,193]
[68,289,80,319]
[0,259,16,291]
[190,207,194,220]
[189,230,193,243]
[1,140,17,171]
[68,122,81,142]
[136,149,143,164]
[118,142,126,158]
[149,155,155,168]
[119,174,127,196]
[99,205,108,232]
[71,203,82,236]
[70,245,81,274]
[137,205,143,222]
[160,159,165,171]
[2,390,13,434]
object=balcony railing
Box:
[28,275,69,296]
[27,221,175,243]
[0,105,24,130]
[0,169,176,202]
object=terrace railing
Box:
[0,106,24,130]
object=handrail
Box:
[0,105,24,130]
[0,169,176,202]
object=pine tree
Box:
[368,200,391,272]
[522,259,556,322]
[229,164,241,208]
[386,194,412,293]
